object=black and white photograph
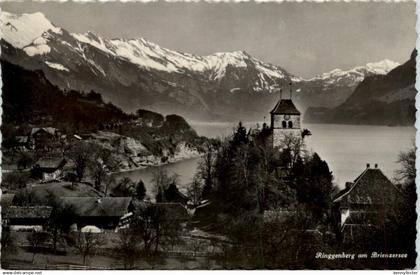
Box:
[0,0,417,270]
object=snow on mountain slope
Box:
[71,31,289,81]
[307,59,400,85]
[0,10,404,120]
[45,61,69,72]
[0,11,61,49]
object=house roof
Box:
[333,167,401,203]
[60,197,132,218]
[270,99,300,115]
[133,201,190,221]
[5,206,52,219]
[35,158,66,169]
[156,203,190,220]
[342,211,377,226]
[15,136,28,143]
[30,127,58,137]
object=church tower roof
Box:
[270,99,301,115]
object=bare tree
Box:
[151,168,177,202]
[131,204,166,254]
[197,142,215,199]
[113,228,141,269]
[66,142,98,182]
[46,191,77,254]
[27,230,49,263]
[74,231,105,266]
[187,175,203,207]
[395,145,416,185]
[280,133,305,168]
[1,226,17,260]
[90,159,107,191]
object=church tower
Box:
[270,83,301,148]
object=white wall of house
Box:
[42,169,62,181]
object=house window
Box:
[282,121,287,128]
[288,121,293,128]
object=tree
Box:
[152,168,177,202]
[187,175,203,206]
[2,171,29,190]
[280,133,305,168]
[46,192,77,254]
[27,230,49,263]
[90,159,108,191]
[164,182,182,203]
[136,180,147,200]
[112,177,136,197]
[66,142,98,182]
[395,146,416,186]
[74,231,105,266]
[17,152,35,170]
[392,146,417,268]
[104,174,116,197]
[197,142,215,199]
[294,153,333,221]
[131,204,166,254]
[114,228,141,269]
[1,226,17,259]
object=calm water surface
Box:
[117,122,415,192]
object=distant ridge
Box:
[0,11,401,122]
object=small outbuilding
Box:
[31,157,67,181]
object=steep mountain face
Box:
[0,11,400,121]
[304,50,416,126]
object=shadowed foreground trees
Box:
[74,231,106,266]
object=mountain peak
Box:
[0,11,60,49]
[364,59,400,74]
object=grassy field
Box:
[3,230,225,270]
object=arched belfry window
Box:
[282,121,287,128]
[288,121,293,128]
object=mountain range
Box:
[0,11,405,122]
[304,50,416,126]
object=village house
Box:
[332,163,404,243]
[4,206,53,231]
[155,202,191,223]
[29,127,61,150]
[133,201,191,223]
[13,136,30,150]
[31,157,67,181]
[60,197,134,231]
[163,183,189,206]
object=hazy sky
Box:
[1,1,416,77]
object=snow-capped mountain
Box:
[306,59,399,87]
[0,11,399,121]
[304,50,416,126]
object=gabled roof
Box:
[60,197,132,218]
[133,201,190,221]
[5,206,52,219]
[334,168,401,203]
[35,158,66,169]
[30,127,58,137]
[15,136,28,143]
[270,99,300,115]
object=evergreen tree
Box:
[136,180,147,200]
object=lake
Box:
[116,122,415,193]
